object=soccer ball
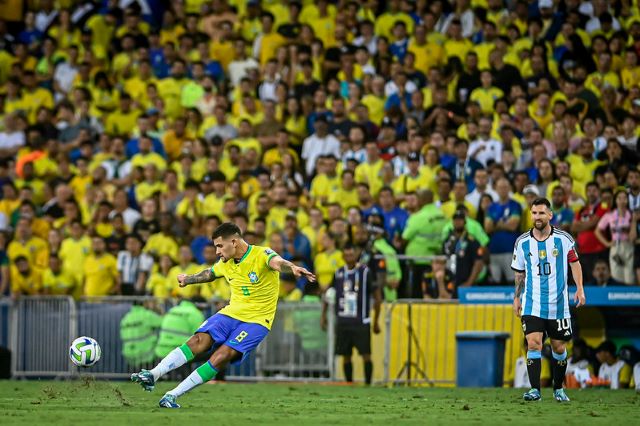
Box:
[69,336,101,367]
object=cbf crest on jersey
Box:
[248,272,258,283]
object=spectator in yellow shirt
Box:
[355,141,385,197]
[144,212,179,261]
[10,255,43,297]
[131,135,167,172]
[314,232,345,290]
[470,70,504,115]
[7,217,49,269]
[253,11,286,65]
[170,245,201,298]
[42,254,77,296]
[146,254,174,299]
[83,236,119,297]
[104,93,140,136]
[163,116,193,161]
[59,220,91,287]
[176,179,204,222]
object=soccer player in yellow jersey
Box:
[132,223,315,408]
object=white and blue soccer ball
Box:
[69,336,101,367]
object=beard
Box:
[534,220,548,230]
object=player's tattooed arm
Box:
[182,268,216,285]
[269,255,316,282]
[514,271,525,297]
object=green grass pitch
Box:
[1,380,638,425]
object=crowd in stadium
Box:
[0,0,640,306]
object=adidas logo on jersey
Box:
[564,330,571,336]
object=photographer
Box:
[360,210,402,302]
[441,209,486,298]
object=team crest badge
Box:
[552,247,559,257]
[248,272,258,283]
[539,250,546,259]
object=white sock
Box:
[150,347,188,381]
[167,369,204,397]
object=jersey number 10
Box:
[536,262,551,276]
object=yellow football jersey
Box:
[211,245,279,329]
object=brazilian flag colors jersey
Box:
[211,245,279,329]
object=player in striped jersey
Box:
[511,198,586,402]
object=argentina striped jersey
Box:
[510,227,579,319]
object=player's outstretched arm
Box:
[178,269,217,287]
[269,255,317,282]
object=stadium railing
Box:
[6,296,335,381]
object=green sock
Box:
[179,343,195,362]
[196,361,218,382]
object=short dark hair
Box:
[531,198,551,209]
[212,222,242,240]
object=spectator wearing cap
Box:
[442,209,487,296]
[484,177,522,285]
[282,212,312,266]
[392,151,429,202]
[301,115,341,177]
[596,340,632,389]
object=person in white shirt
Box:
[301,115,340,177]
[53,45,79,100]
[465,168,498,210]
[468,117,502,167]
[596,340,632,389]
[228,39,259,87]
[110,189,141,232]
[0,113,25,159]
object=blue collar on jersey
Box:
[530,226,555,242]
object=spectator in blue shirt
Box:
[282,213,312,265]
[484,177,522,285]
[389,21,409,63]
[125,114,166,159]
[376,187,408,243]
[550,185,574,233]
